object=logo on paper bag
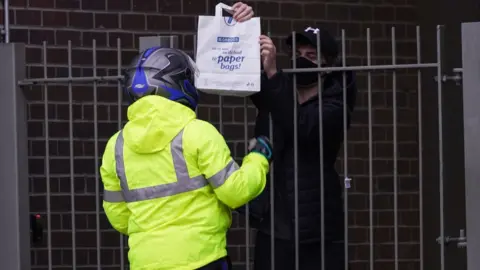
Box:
[224,16,237,26]
[217,36,239,43]
[212,50,245,71]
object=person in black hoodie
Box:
[237,27,357,269]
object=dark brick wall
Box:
[0,0,419,269]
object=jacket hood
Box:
[122,95,196,154]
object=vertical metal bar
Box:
[291,31,300,270]
[92,39,101,270]
[341,29,349,270]
[366,28,374,270]
[267,30,275,270]
[3,0,10,43]
[415,25,424,270]
[391,27,399,270]
[218,82,224,270]
[244,98,250,270]
[193,34,197,59]
[43,41,53,270]
[116,37,125,270]
[268,112,275,270]
[217,74,223,247]
[67,40,77,269]
[436,25,445,270]
[315,30,325,270]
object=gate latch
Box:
[436,229,467,248]
[434,68,463,86]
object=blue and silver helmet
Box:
[123,47,199,110]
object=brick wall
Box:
[0,0,419,269]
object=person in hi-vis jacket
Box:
[99,45,272,269]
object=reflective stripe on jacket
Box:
[100,95,269,270]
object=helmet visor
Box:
[181,52,200,81]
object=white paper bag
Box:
[195,3,261,97]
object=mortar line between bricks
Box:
[28,188,421,195]
[23,36,422,45]
[31,247,124,250]
[31,220,421,229]
[343,243,422,246]
[10,5,420,23]
[28,187,421,197]
[28,167,422,173]
[22,44,421,51]
[23,53,418,60]
[9,22,421,33]
[350,243,419,246]
[10,25,196,34]
[26,101,257,108]
[26,150,422,158]
[26,120,258,125]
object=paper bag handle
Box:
[215,3,234,17]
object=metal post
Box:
[0,43,30,269]
[461,21,480,270]
[116,37,126,270]
[436,25,446,270]
[243,98,250,270]
[3,0,10,43]
[138,35,179,51]
[290,31,300,270]
[391,27,399,270]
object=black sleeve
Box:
[250,70,290,140]
[250,71,289,111]
[254,111,270,137]
[252,70,357,147]
[250,70,319,144]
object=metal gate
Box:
[0,22,479,270]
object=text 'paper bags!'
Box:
[195,3,261,97]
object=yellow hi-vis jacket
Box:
[100,95,269,270]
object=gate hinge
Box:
[436,229,467,248]
[434,68,463,85]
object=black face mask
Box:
[292,57,325,88]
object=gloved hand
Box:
[248,136,273,162]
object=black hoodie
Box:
[237,69,357,243]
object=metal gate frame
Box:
[0,22,479,270]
